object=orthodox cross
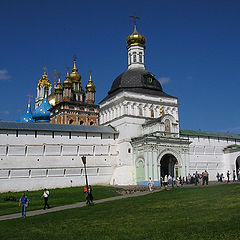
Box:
[43,66,47,74]
[130,13,140,27]
[66,66,70,74]
[73,55,77,61]
[51,69,58,87]
[58,73,61,80]
[26,94,33,105]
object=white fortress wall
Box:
[185,134,240,180]
[0,125,118,192]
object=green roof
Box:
[180,129,240,140]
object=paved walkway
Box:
[0,189,160,222]
[0,181,238,222]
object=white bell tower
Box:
[126,16,146,70]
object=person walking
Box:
[41,188,50,209]
[233,170,236,182]
[84,185,91,205]
[227,171,230,183]
[19,192,28,218]
[194,171,198,186]
[216,172,220,182]
[206,170,209,185]
[148,177,153,191]
[88,185,93,204]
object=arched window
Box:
[165,119,171,133]
[69,119,73,125]
[139,52,143,63]
[133,52,137,63]
[139,106,143,116]
[90,121,94,125]
[80,120,84,125]
[129,53,131,64]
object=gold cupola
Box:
[55,78,63,93]
[69,57,82,82]
[63,71,72,88]
[37,70,52,87]
[126,24,146,47]
[86,71,96,92]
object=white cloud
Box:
[0,110,10,115]
[158,77,171,85]
[0,69,11,81]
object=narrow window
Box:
[69,132,72,139]
[86,133,87,139]
[151,109,154,118]
[133,52,136,62]
[52,131,54,138]
[35,131,37,138]
[16,130,18,137]
[139,52,142,63]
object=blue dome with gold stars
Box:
[19,104,34,123]
[33,97,52,122]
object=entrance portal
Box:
[236,156,240,177]
[160,154,178,178]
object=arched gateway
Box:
[160,154,179,178]
[236,156,240,176]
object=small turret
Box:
[63,70,72,102]
[19,95,34,123]
[54,74,63,104]
[86,71,96,105]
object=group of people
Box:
[148,168,240,191]
[19,185,94,217]
[159,171,209,187]
[216,169,240,183]
[19,188,50,218]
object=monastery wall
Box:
[187,135,240,180]
[0,129,118,192]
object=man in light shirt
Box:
[41,188,50,210]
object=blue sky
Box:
[0,0,240,133]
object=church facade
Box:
[0,23,240,192]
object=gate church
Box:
[1,20,240,191]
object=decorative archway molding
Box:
[157,148,182,166]
[135,157,145,167]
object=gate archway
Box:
[160,154,178,178]
[236,156,240,177]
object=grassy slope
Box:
[0,184,240,240]
[0,186,119,216]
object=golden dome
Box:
[69,58,81,82]
[63,72,72,88]
[37,71,52,87]
[86,71,96,92]
[126,25,146,47]
[55,78,63,92]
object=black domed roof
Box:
[100,68,176,104]
[109,68,163,94]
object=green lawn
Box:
[0,186,119,216]
[0,184,240,240]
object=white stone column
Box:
[144,151,148,181]
[148,150,152,179]
[153,151,158,181]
